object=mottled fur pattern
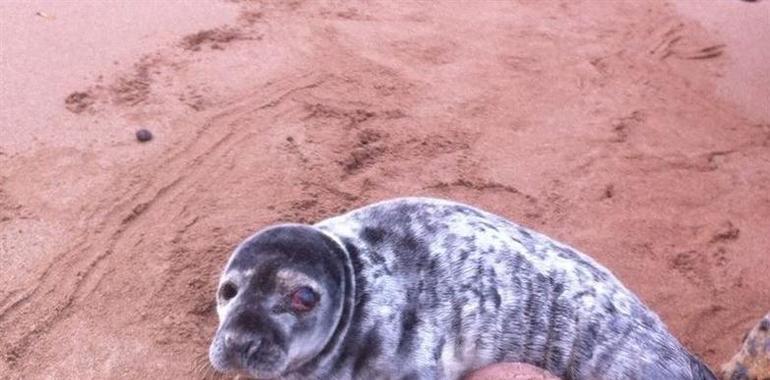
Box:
[721,312,770,380]
[211,197,716,380]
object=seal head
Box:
[209,224,351,379]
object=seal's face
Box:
[209,225,348,379]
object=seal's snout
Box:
[224,332,263,359]
[210,325,287,378]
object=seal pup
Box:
[209,197,716,379]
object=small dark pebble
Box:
[136,129,153,142]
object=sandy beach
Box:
[1,0,769,378]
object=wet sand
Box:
[674,0,770,122]
[1,0,768,378]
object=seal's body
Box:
[209,197,716,380]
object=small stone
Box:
[135,129,153,142]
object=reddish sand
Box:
[1,0,768,379]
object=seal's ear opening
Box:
[219,281,238,303]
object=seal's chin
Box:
[212,355,289,380]
[239,366,286,380]
[241,352,289,379]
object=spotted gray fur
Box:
[210,197,716,380]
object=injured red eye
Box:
[290,286,318,312]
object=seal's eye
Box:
[219,281,238,302]
[290,286,318,312]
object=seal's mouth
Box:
[241,346,287,379]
